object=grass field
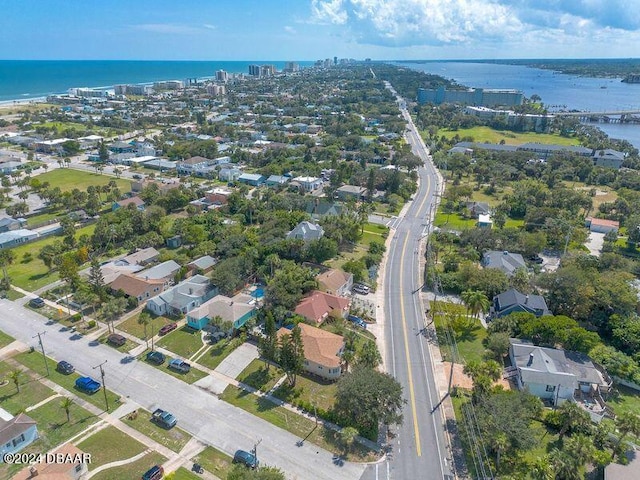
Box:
[273,372,338,412]
[436,126,580,146]
[33,168,130,193]
[90,452,167,480]
[432,302,488,364]
[118,313,176,340]
[140,350,207,384]
[193,446,233,479]
[156,325,204,359]
[15,350,121,410]
[172,467,203,480]
[608,385,640,418]
[434,211,524,231]
[78,425,147,469]
[7,223,96,290]
[0,360,56,415]
[236,359,284,392]
[121,408,192,452]
[0,330,14,348]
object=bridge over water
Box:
[553,110,640,124]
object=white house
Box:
[292,176,323,192]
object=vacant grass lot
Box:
[432,302,488,364]
[608,385,640,418]
[0,360,56,414]
[121,408,192,453]
[193,446,233,479]
[0,330,14,348]
[273,372,337,412]
[220,385,379,462]
[91,451,167,480]
[434,211,524,231]
[236,359,284,392]
[156,325,204,359]
[34,168,130,193]
[436,126,580,146]
[15,351,121,410]
[118,312,176,340]
[78,425,147,469]
[172,467,203,480]
[7,223,96,290]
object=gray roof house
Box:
[0,216,27,233]
[146,274,218,316]
[266,175,290,187]
[465,201,490,218]
[187,255,217,275]
[0,229,38,249]
[305,201,343,220]
[490,289,550,319]
[482,250,527,277]
[0,410,38,458]
[286,221,325,242]
[335,185,366,201]
[509,339,613,419]
[120,247,160,266]
[135,260,181,285]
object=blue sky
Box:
[1,0,639,60]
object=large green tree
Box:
[278,325,305,387]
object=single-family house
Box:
[176,156,217,177]
[0,229,38,249]
[13,443,89,480]
[286,221,324,242]
[35,138,72,154]
[187,292,256,330]
[306,201,343,220]
[490,289,550,319]
[218,166,242,182]
[205,187,232,205]
[146,275,217,316]
[144,159,177,171]
[238,173,265,186]
[477,214,493,229]
[0,216,27,233]
[266,175,290,187]
[121,247,160,266]
[585,217,619,234]
[316,268,353,297]
[295,291,351,324]
[335,185,366,201]
[135,260,181,285]
[277,323,344,381]
[0,161,23,174]
[112,196,146,211]
[109,273,164,303]
[482,250,527,277]
[466,201,490,219]
[187,255,217,276]
[0,410,38,459]
[509,339,613,416]
[292,176,322,192]
[108,141,134,154]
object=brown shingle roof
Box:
[109,273,164,297]
[316,268,351,294]
[278,324,344,368]
[116,196,145,207]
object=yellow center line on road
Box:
[397,158,432,457]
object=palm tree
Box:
[615,411,640,448]
[339,426,359,454]
[564,434,594,467]
[549,448,581,480]
[0,249,15,287]
[8,369,21,393]
[529,456,554,480]
[556,401,590,440]
[138,311,151,349]
[460,290,489,320]
[60,397,73,423]
[491,432,508,470]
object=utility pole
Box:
[151,321,155,351]
[32,332,50,376]
[252,438,262,464]
[92,360,109,412]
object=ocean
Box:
[398,61,640,148]
[0,60,314,102]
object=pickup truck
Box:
[167,358,191,373]
[151,408,177,428]
[75,376,101,394]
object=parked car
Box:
[141,465,164,480]
[107,333,126,347]
[528,254,544,264]
[56,360,75,375]
[151,408,177,428]
[347,315,367,329]
[167,358,191,373]
[75,376,101,394]
[146,351,165,365]
[132,174,143,180]
[158,323,178,336]
[29,297,45,308]
[352,284,370,295]
[233,449,259,469]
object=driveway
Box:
[585,232,605,257]
[214,342,258,379]
[0,300,366,480]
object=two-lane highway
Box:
[363,83,451,480]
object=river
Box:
[398,61,640,148]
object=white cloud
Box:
[312,0,348,25]
[284,25,297,34]
[203,24,217,30]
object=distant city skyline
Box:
[1,0,639,60]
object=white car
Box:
[353,284,370,295]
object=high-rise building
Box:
[248,64,261,77]
[334,56,338,65]
[215,70,228,82]
[260,65,275,77]
[284,62,299,73]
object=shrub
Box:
[86,320,96,329]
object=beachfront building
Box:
[418,86,524,107]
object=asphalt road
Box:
[0,300,366,480]
[361,84,450,480]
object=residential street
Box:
[0,300,367,480]
[361,85,451,480]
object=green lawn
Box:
[220,385,378,462]
[196,338,242,371]
[236,359,284,392]
[432,302,488,364]
[118,312,176,340]
[25,209,63,226]
[0,360,56,414]
[434,211,523,231]
[608,385,640,418]
[121,408,192,453]
[90,452,167,480]
[273,372,337,412]
[193,446,233,479]
[0,330,14,348]
[78,425,147,469]
[34,168,130,193]
[172,467,203,480]
[24,397,100,452]
[140,350,207,384]
[7,223,96,290]
[436,126,580,146]
[15,351,120,411]
[156,325,204,359]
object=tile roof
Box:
[295,291,350,324]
